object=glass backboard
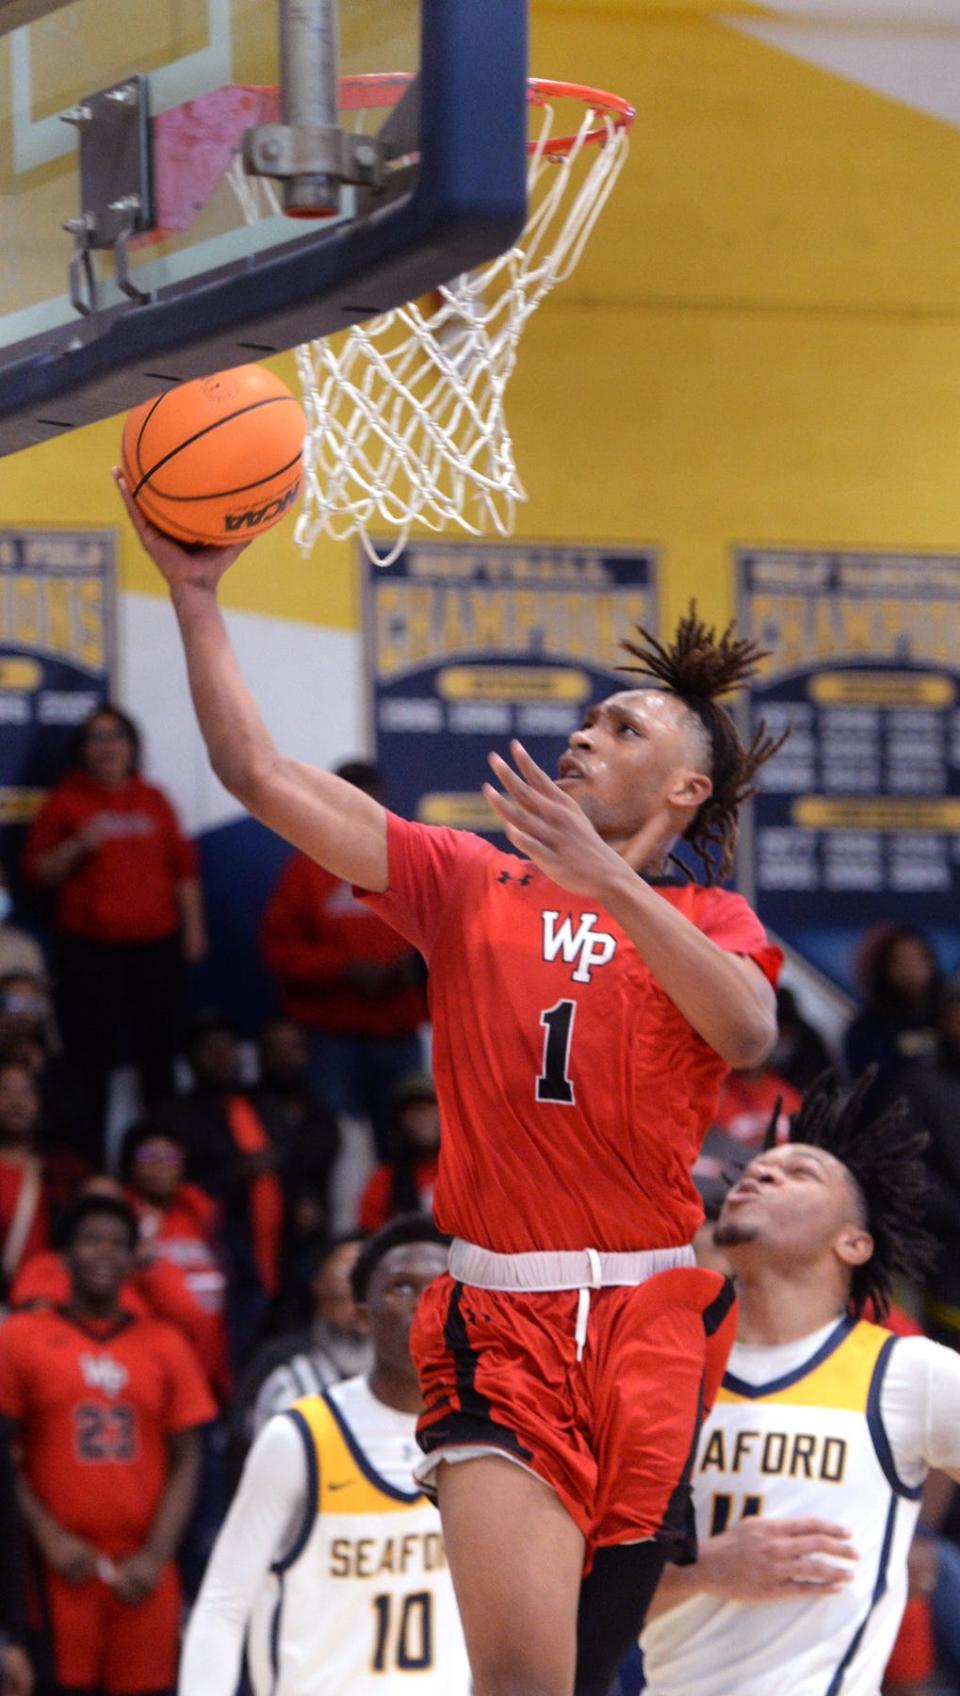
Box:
[0,0,528,455]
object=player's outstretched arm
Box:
[114,472,388,891]
[645,1517,858,1623]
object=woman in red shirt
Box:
[24,705,207,1165]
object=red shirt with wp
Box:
[262,852,426,1037]
[0,1306,215,1556]
[24,773,198,942]
[362,815,781,1254]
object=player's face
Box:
[557,690,711,842]
[67,1215,135,1307]
[365,1241,449,1381]
[716,1143,871,1272]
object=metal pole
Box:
[279,0,340,216]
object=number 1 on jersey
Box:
[537,999,577,1104]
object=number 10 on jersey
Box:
[370,1591,433,1672]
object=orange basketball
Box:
[121,365,306,546]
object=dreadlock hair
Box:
[762,1069,936,1321]
[619,601,787,883]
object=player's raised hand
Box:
[696,1516,858,1602]
[113,469,250,594]
[484,739,636,898]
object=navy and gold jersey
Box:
[643,1318,924,1696]
[246,1388,471,1694]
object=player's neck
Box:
[66,1294,124,1325]
[598,809,679,877]
[735,1269,848,1347]
[367,1365,423,1415]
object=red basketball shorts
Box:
[412,1265,737,1559]
[45,1560,181,1693]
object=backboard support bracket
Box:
[243,123,387,194]
[0,0,529,458]
[61,76,154,318]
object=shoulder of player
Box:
[659,881,747,917]
[389,812,496,870]
[254,1405,313,1469]
[881,1330,960,1388]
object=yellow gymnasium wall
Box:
[4,0,960,641]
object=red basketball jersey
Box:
[0,1306,215,1556]
[362,815,781,1254]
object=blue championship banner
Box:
[366,541,657,832]
[736,547,960,984]
[0,529,116,851]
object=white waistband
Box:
[448,1238,695,1292]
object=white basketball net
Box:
[230,84,631,565]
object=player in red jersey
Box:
[0,1191,215,1696]
[116,474,783,1696]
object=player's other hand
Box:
[111,1547,165,1604]
[484,740,628,899]
[113,468,251,595]
[42,1526,98,1585]
[1,1644,33,1696]
[698,1516,858,1602]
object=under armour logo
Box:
[497,870,532,886]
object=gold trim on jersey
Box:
[291,1393,428,1519]
[717,1318,890,1413]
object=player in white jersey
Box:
[179,1217,471,1696]
[640,1072,960,1696]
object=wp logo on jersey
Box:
[542,911,616,983]
[78,1352,128,1398]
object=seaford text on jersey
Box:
[329,1531,448,1579]
[541,911,617,984]
[701,1426,847,1483]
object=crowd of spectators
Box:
[0,713,435,1696]
[0,705,958,1694]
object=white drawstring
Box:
[446,1237,696,1364]
[574,1248,603,1361]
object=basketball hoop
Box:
[230,77,634,566]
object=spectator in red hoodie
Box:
[260,760,426,1156]
[23,705,207,1165]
